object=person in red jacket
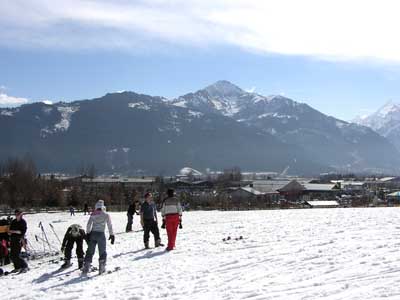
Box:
[161,189,182,251]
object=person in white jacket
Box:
[82,200,115,275]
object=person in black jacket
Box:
[140,192,163,249]
[61,224,86,269]
[8,209,28,273]
[126,199,139,232]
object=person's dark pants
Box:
[126,213,133,232]
[10,236,27,270]
[64,237,84,260]
[143,220,160,244]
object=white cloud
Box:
[2,0,400,62]
[0,93,29,107]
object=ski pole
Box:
[35,231,46,253]
[27,239,38,259]
[39,222,52,251]
[34,235,58,252]
[49,223,62,245]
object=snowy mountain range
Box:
[173,81,400,173]
[0,81,399,175]
[353,101,400,151]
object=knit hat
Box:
[95,200,106,210]
[167,188,175,197]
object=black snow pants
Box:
[143,220,160,243]
[64,236,84,260]
[10,236,27,269]
[126,213,133,232]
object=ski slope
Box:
[2,208,400,300]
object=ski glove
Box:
[109,235,115,245]
[161,219,166,229]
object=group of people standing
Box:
[126,188,183,251]
[3,188,183,275]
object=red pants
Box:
[165,214,180,250]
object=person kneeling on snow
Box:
[61,224,86,269]
[140,192,163,249]
[161,189,182,251]
[82,200,115,275]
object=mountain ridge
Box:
[1,81,399,175]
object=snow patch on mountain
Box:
[173,100,186,108]
[258,112,277,119]
[1,110,14,116]
[42,107,53,114]
[54,106,79,131]
[188,110,203,117]
[128,102,151,110]
[253,95,268,103]
[108,147,130,154]
[211,99,224,111]
[40,105,79,138]
[268,128,277,135]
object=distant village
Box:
[2,159,400,213]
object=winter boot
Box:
[155,239,164,247]
[81,262,91,275]
[99,260,106,275]
[61,259,72,269]
[144,241,150,249]
[78,258,84,270]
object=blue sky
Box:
[2,0,400,121]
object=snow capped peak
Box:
[267,95,288,101]
[353,100,400,139]
[203,80,244,98]
[375,100,400,117]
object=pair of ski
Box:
[81,266,121,277]
[222,236,244,242]
[0,267,29,277]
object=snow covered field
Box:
[3,208,400,300]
